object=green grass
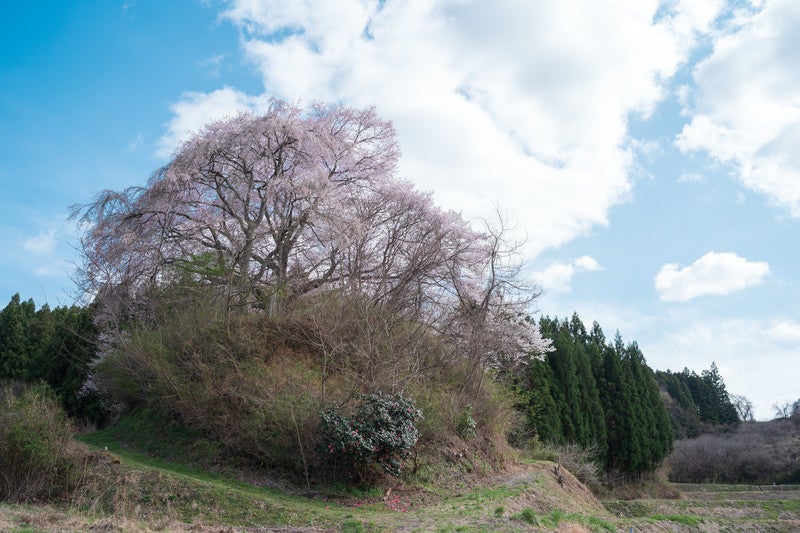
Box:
[603,483,800,532]
[80,409,227,465]
[75,426,370,530]
[602,499,651,517]
[585,515,617,532]
[759,498,800,518]
[651,514,704,526]
[515,507,540,525]
[511,507,615,532]
[32,415,800,533]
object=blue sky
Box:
[2,0,798,419]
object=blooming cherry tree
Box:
[73,100,550,371]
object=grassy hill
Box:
[1,427,611,532]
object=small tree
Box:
[730,394,754,422]
[320,392,422,481]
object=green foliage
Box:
[651,514,704,526]
[0,294,103,424]
[515,507,540,525]
[455,404,477,440]
[514,359,562,442]
[0,383,80,502]
[99,408,227,465]
[516,313,672,479]
[320,392,422,478]
[0,294,34,379]
[656,363,739,432]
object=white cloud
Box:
[155,0,726,256]
[23,230,57,255]
[655,251,769,302]
[534,255,602,293]
[676,0,800,216]
[575,256,602,272]
[156,87,270,157]
[768,321,800,343]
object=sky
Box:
[1,0,798,420]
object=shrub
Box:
[553,443,602,489]
[455,404,478,440]
[516,508,540,525]
[0,383,80,501]
[320,392,422,479]
[90,291,522,486]
[667,418,800,484]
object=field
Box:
[604,483,800,532]
[2,434,799,532]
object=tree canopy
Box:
[72,100,550,381]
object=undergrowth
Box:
[0,383,83,502]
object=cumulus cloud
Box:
[23,230,57,255]
[655,251,769,302]
[676,0,800,216]
[156,87,270,157]
[534,255,602,293]
[157,0,725,256]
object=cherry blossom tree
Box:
[442,214,550,394]
[75,102,399,311]
[72,100,550,372]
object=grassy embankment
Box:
[1,412,799,531]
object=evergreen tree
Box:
[701,363,739,425]
[568,312,588,345]
[655,370,702,438]
[599,338,640,475]
[519,358,563,442]
[39,305,102,421]
[520,314,673,478]
[28,303,55,381]
[0,294,103,423]
[0,294,34,379]
[546,324,584,442]
[586,321,606,378]
[624,342,672,473]
[668,364,740,426]
[569,315,606,455]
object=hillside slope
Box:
[3,436,800,532]
[0,430,612,532]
